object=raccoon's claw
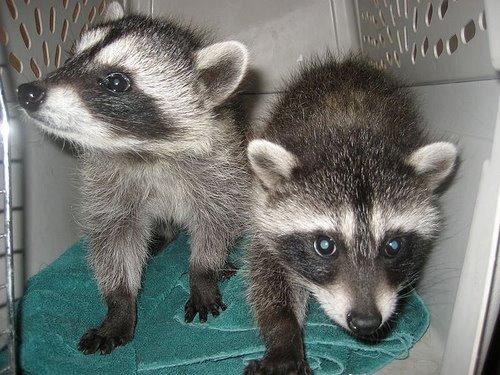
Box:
[184,289,227,323]
[219,261,238,281]
[244,357,312,375]
[78,328,131,355]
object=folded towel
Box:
[19,233,429,374]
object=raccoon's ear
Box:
[103,1,125,22]
[407,142,458,191]
[195,41,249,107]
[247,139,299,190]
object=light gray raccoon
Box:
[244,57,457,374]
[17,2,249,355]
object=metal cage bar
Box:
[0,76,16,374]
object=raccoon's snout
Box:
[18,82,46,112]
[346,309,382,337]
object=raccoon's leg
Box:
[244,247,312,375]
[184,224,236,323]
[78,215,151,355]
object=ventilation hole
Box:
[6,0,18,20]
[70,41,77,55]
[447,34,458,54]
[403,26,408,51]
[396,0,401,17]
[479,11,487,31]
[386,51,392,65]
[439,0,448,19]
[34,8,43,35]
[19,23,31,49]
[61,19,69,42]
[379,33,384,44]
[98,0,107,15]
[393,51,401,67]
[42,41,50,67]
[386,27,393,43]
[422,36,429,56]
[434,38,443,58]
[413,7,418,32]
[404,0,409,18]
[55,44,62,68]
[462,20,476,43]
[72,2,81,22]
[411,43,417,64]
[389,4,396,26]
[50,7,56,33]
[379,10,386,26]
[79,24,88,38]
[88,6,97,23]
[62,0,69,9]
[0,27,8,45]
[426,3,433,26]
[396,29,403,53]
[8,52,22,73]
[83,0,88,4]
[30,58,41,78]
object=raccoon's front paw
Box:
[184,286,227,323]
[244,356,312,375]
[78,326,133,355]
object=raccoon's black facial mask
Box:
[275,232,347,284]
[276,228,429,285]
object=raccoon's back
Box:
[263,56,426,156]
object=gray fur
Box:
[244,56,457,374]
[18,2,249,355]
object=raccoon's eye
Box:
[384,238,402,258]
[314,235,337,257]
[100,72,131,94]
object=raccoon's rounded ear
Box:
[247,139,299,190]
[103,1,125,22]
[195,41,249,108]
[406,142,458,191]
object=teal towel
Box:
[19,233,429,374]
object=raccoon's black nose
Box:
[347,310,382,337]
[17,83,46,111]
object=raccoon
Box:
[244,57,457,374]
[17,2,249,354]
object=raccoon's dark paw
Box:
[244,357,312,375]
[184,287,227,323]
[78,327,133,355]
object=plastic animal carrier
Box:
[1,0,499,374]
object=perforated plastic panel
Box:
[356,0,494,84]
[0,0,111,101]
